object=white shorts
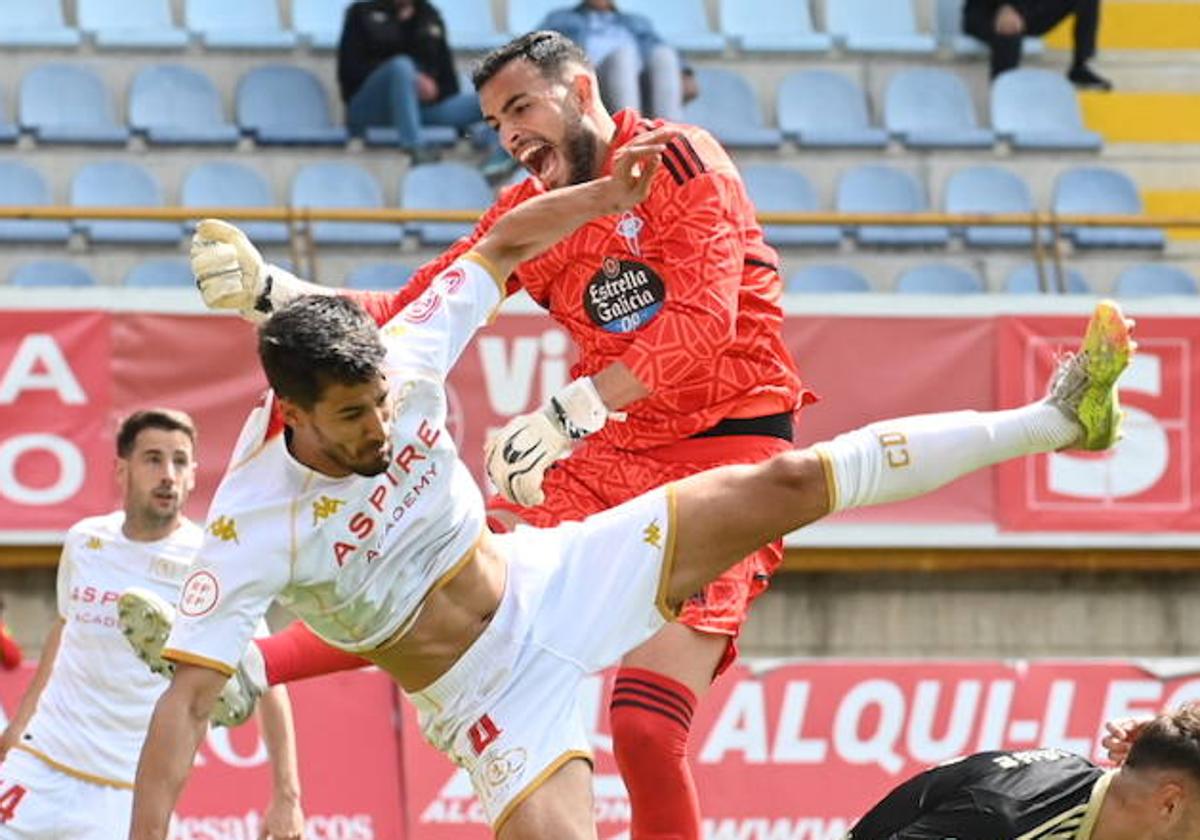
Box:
[0,748,132,839]
[409,486,678,829]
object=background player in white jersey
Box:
[127,130,1135,839]
[0,410,304,840]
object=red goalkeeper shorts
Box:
[487,433,792,676]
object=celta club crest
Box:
[615,212,644,256]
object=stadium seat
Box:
[292,0,353,50]
[9,260,97,287]
[836,165,949,247]
[0,162,71,243]
[237,66,349,146]
[181,162,289,244]
[402,162,491,246]
[935,0,1043,56]
[619,0,725,53]
[786,265,871,293]
[124,258,195,287]
[71,161,183,244]
[19,64,130,145]
[826,0,936,53]
[345,262,416,290]
[777,70,887,148]
[944,166,1040,247]
[0,87,18,144]
[719,0,832,53]
[684,68,782,148]
[895,263,983,294]
[1005,263,1091,294]
[185,0,296,49]
[438,0,510,49]
[883,68,994,148]
[78,0,188,49]
[0,0,80,47]
[1053,167,1165,249]
[991,69,1102,150]
[291,163,403,245]
[509,0,563,35]
[1114,263,1198,297]
[739,164,840,247]
[130,65,239,145]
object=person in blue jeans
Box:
[338,0,509,168]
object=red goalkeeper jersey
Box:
[351,109,812,450]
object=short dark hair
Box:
[258,296,386,409]
[1126,705,1200,785]
[116,409,197,459]
[472,30,590,91]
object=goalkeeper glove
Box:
[190,219,303,322]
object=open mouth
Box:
[517,141,557,183]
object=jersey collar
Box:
[1073,769,1114,840]
[600,108,662,176]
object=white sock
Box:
[816,402,1079,513]
[242,639,268,695]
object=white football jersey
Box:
[19,512,200,787]
[163,254,505,675]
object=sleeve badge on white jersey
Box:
[208,515,240,544]
[179,569,220,617]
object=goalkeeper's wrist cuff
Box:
[253,263,305,318]
[544,377,617,440]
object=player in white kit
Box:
[0,410,304,840]
[127,131,1136,839]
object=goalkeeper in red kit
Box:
[166,30,810,838]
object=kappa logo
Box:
[84,537,103,550]
[642,519,662,549]
[312,495,346,525]
[208,516,239,544]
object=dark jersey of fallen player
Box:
[846,748,1112,840]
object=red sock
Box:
[610,667,701,840]
[256,621,371,686]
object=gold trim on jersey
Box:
[814,446,840,512]
[15,744,133,790]
[1015,771,1113,840]
[461,251,507,324]
[654,485,681,622]
[161,648,237,677]
[492,750,593,831]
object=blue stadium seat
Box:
[124,258,195,287]
[826,0,936,53]
[185,0,296,49]
[719,0,832,53]
[787,265,870,293]
[684,68,782,148]
[0,87,18,144]
[78,0,188,49]
[345,262,416,290]
[1115,264,1198,297]
[1005,263,1091,294]
[237,66,348,146]
[291,163,403,245]
[935,0,1043,56]
[292,0,353,49]
[991,69,1102,150]
[19,64,130,145]
[9,260,97,287]
[438,0,510,49]
[619,0,725,53]
[0,0,80,47]
[0,162,71,243]
[944,166,1039,247]
[896,263,983,294]
[181,162,289,244]
[1053,167,1165,249]
[836,165,949,247]
[884,68,993,149]
[402,162,491,246]
[740,164,840,247]
[509,0,563,34]
[71,162,183,244]
[130,65,239,145]
[777,70,887,148]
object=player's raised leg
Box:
[661,299,1134,609]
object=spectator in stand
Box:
[0,597,22,670]
[540,0,698,120]
[338,0,511,171]
[964,0,1112,89]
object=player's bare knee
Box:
[761,449,831,518]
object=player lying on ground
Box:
[125,135,1136,840]
[844,704,1200,840]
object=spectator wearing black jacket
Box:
[964,0,1112,89]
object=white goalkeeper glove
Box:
[190,219,303,323]
[485,377,615,507]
